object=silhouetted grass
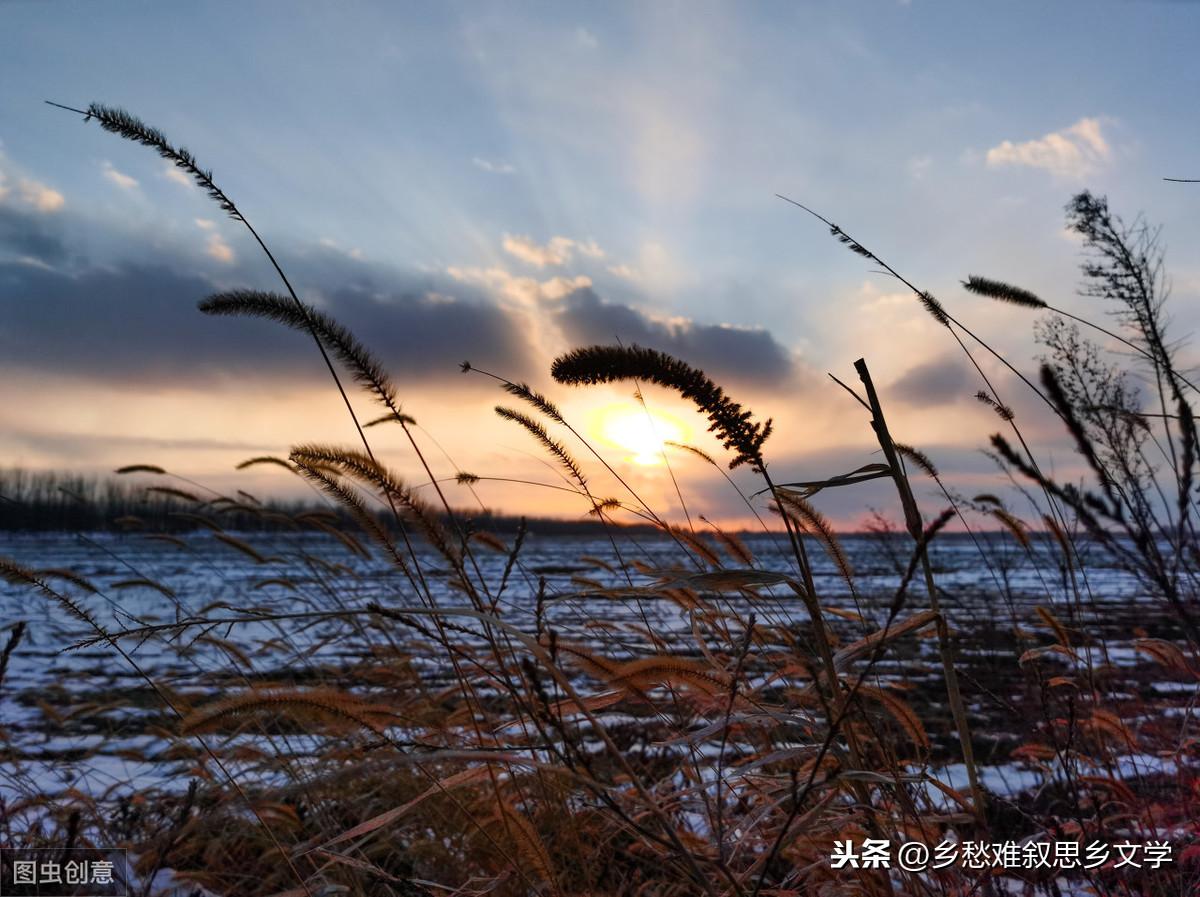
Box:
[1,103,1194,897]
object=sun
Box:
[594,404,689,466]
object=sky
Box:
[1,0,1199,528]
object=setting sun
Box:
[594,404,690,466]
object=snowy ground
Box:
[1,529,1194,868]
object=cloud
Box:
[192,219,235,263]
[553,286,794,387]
[606,263,638,279]
[443,264,798,389]
[2,165,65,213]
[889,356,971,407]
[575,239,605,259]
[472,157,516,175]
[205,233,235,263]
[0,189,796,420]
[501,234,606,268]
[502,234,576,267]
[0,252,540,387]
[0,205,67,263]
[446,265,591,308]
[101,161,139,190]
[19,179,65,212]
[162,164,192,187]
[985,117,1111,178]
[8,427,284,457]
[575,27,598,49]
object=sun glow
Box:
[594,404,689,466]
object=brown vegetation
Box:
[1,105,1197,897]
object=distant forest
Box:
[0,467,660,536]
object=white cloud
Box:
[502,234,607,268]
[447,265,590,308]
[445,265,591,361]
[472,156,516,175]
[195,220,234,263]
[162,164,192,187]
[985,117,1111,179]
[12,254,54,271]
[17,177,64,212]
[575,239,605,259]
[0,156,64,212]
[206,234,234,263]
[503,234,574,267]
[606,263,639,279]
[576,27,599,49]
[101,161,139,190]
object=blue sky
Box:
[2,1,1199,524]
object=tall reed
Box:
[0,104,1191,897]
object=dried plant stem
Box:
[49,100,554,887]
[47,102,450,618]
[760,468,895,884]
[778,193,1102,698]
[854,358,987,825]
[6,562,316,895]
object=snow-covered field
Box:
[1,529,1191,808]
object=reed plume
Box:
[829,223,877,260]
[494,407,588,486]
[200,290,400,414]
[551,345,772,472]
[916,290,951,328]
[59,103,243,220]
[180,687,399,735]
[0,558,101,627]
[499,382,567,424]
[288,444,456,563]
[962,275,1047,309]
[773,489,855,585]
[975,390,1015,421]
[53,101,390,512]
[30,104,1199,897]
[292,460,413,577]
[892,442,938,479]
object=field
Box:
[1,103,1198,897]
[2,521,1196,896]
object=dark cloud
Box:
[889,356,971,407]
[0,196,540,387]
[553,287,794,387]
[5,428,286,457]
[0,201,795,397]
[0,205,67,264]
[0,259,537,389]
[324,282,536,380]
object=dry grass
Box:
[0,104,1197,897]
